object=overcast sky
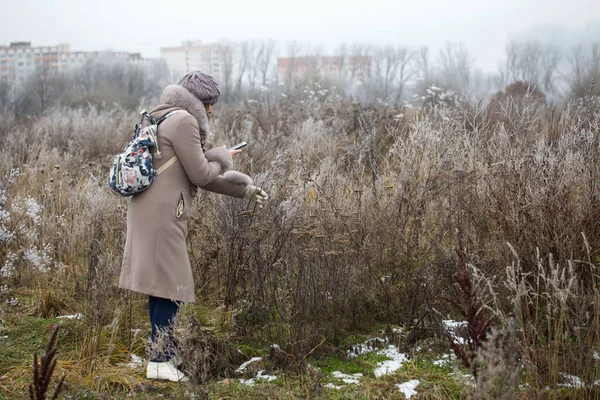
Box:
[1,0,599,72]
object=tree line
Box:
[0,39,598,117]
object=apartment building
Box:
[277,55,372,84]
[0,42,71,84]
[160,40,227,83]
[0,42,163,85]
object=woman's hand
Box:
[222,145,243,158]
[230,149,243,158]
[244,186,269,209]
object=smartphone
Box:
[229,142,248,150]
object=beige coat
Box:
[119,85,252,303]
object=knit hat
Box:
[177,71,220,104]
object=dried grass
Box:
[0,81,598,396]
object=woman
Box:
[119,72,267,382]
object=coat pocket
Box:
[176,192,185,219]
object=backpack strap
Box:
[133,110,180,139]
[155,110,180,125]
[151,110,181,173]
[156,155,178,175]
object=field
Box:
[0,79,599,399]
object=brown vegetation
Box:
[0,75,599,397]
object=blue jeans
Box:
[148,295,180,362]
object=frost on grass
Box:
[24,243,53,273]
[6,297,19,307]
[0,252,17,278]
[397,379,420,399]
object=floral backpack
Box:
[108,109,179,196]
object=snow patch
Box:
[128,354,143,368]
[442,320,466,329]
[559,373,584,388]
[374,345,409,378]
[433,353,453,366]
[397,379,420,399]
[347,336,387,357]
[443,320,466,345]
[239,370,277,386]
[236,357,262,373]
[332,371,362,384]
[325,383,343,390]
[57,313,83,320]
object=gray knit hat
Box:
[177,71,220,104]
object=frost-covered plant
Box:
[0,78,598,396]
[1,252,17,279]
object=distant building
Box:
[160,40,227,83]
[277,55,372,84]
[0,42,71,84]
[0,42,163,85]
[277,56,318,84]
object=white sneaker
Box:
[146,361,190,382]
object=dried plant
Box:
[0,72,599,397]
[170,311,245,387]
[469,317,521,399]
[28,325,65,400]
[441,239,493,381]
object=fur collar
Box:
[159,85,209,145]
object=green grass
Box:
[0,315,462,399]
[0,315,61,374]
[2,309,587,399]
[315,351,391,376]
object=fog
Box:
[1,0,599,72]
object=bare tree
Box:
[17,65,57,116]
[283,41,303,91]
[305,44,323,81]
[33,71,53,114]
[566,42,600,97]
[247,40,262,90]
[500,40,562,94]
[349,43,370,81]
[378,45,400,99]
[334,43,349,76]
[437,42,474,92]
[568,44,588,86]
[370,45,414,102]
[216,41,234,103]
[0,78,14,113]
[540,43,561,93]
[258,39,276,86]
[393,46,413,105]
[233,41,253,98]
[415,46,430,81]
